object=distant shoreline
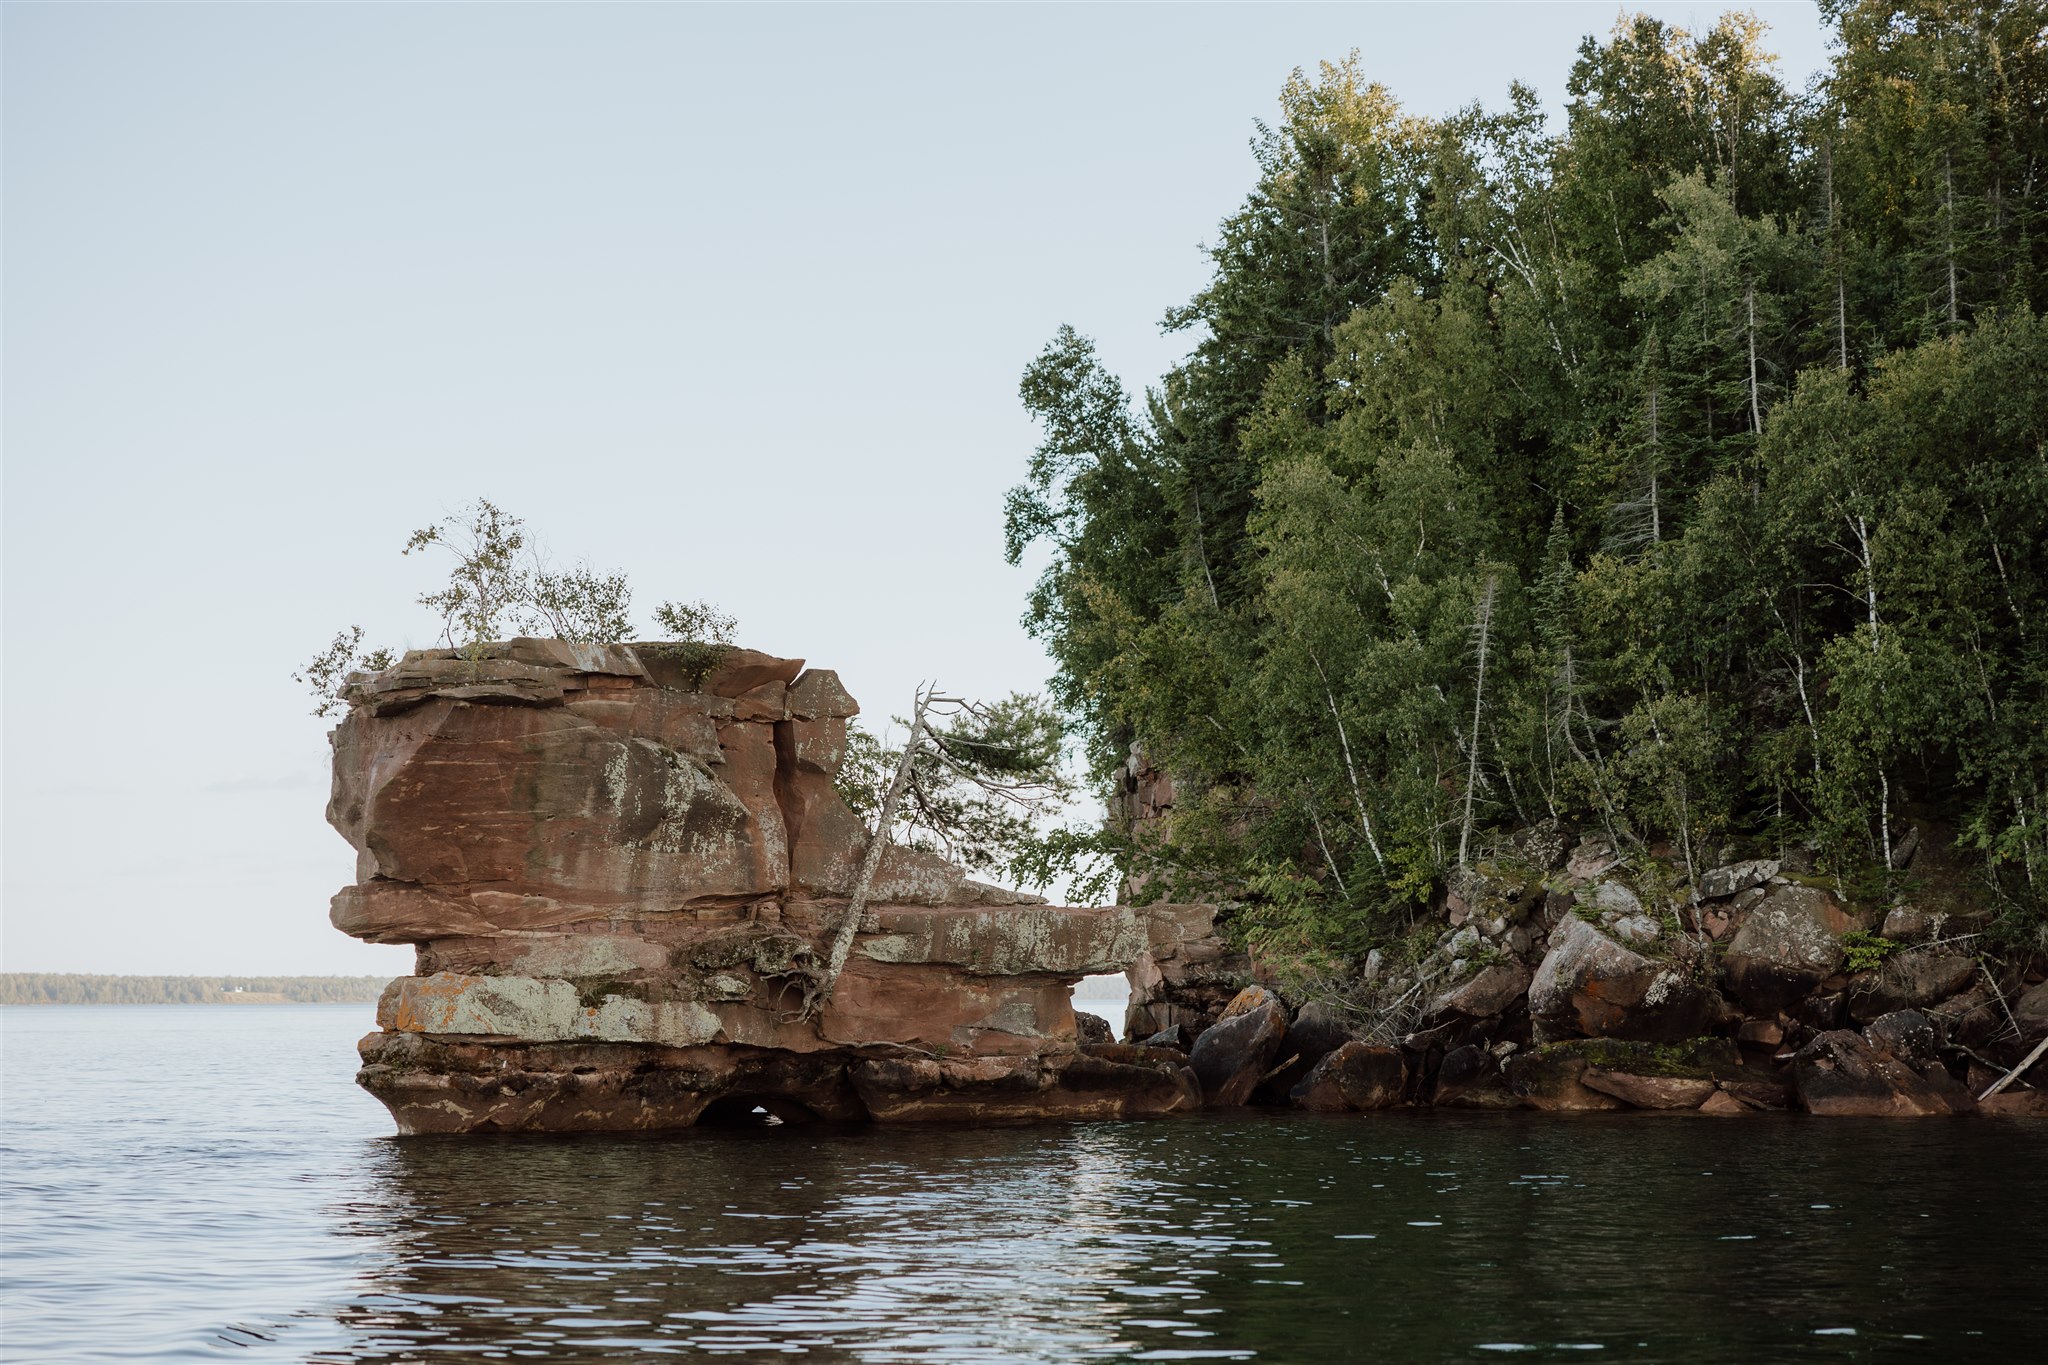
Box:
[1,974,387,1006]
[4,973,1126,1008]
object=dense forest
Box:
[1008,2,2048,959]
[0,976,388,1005]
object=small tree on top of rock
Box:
[406,498,639,649]
[294,627,396,719]
[644,597,740,683]
[405,498,538,652]
[296,498,736,715]
[835,691,1071,878]
[651,598,737,644]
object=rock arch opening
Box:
[697,1095,823,1127]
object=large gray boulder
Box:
[1290,1041,1406,1111]
[1528,916,1720,1041]
[1432,1044,1522,1108]
[1791,1029,1975,1116]
[1503,1044,1626,1111]
[1862,1010,1940,1067]
[2019,980,2048,1038]
[1722,885,1856,1012]
[1697,859,1779,900]
[1186,998,1288,1106]
[1254,1001,1360,1102]
[1282,1001,1359,1064]
[1426,962,1531,1021]
[1845,952,1977,1023]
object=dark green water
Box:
[4,1006,2042,1362]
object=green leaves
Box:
[835,692,1088,891]
[407,497,534,656]
[651,599,736,645]
[299,500,739,715]
[1014,8,2048,953]
[292,626,386,718]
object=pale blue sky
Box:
[2,3,1831,974]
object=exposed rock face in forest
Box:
[1114,750,1258,1039]
[329,640,1198,1133]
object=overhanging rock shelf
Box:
[327,639,1198,1133]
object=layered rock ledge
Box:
[329,640,1197,1133]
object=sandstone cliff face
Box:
[1111,746,1256,1040]
[329,640,1196,1133]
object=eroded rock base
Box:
[358,1033,1198,1134]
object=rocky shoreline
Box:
[326,640,2045,1132]
[1117,851,2048,1119]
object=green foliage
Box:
[528,564,634,643]
[1012,4,2048,955]
[405,498,642,650]
[406,498,540,654]
[1841,930,1900,974]
[652,598,737,644]
[835,693,1084,886]
[298,500,738,713]
[646,598,740,684]
[292,627,395,718]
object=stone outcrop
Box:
[1504,1044,1626,1111]
[1845,952,1978,1022]
[1527,916,1719,1042]
[1123,902,1255,1040]
[1239,833,2043,1119]
[329,640,1196,1133]
[1791,1029,1976,1116]
[1721,884,1861,1012]
[1111,749,1256,1040]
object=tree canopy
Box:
[1008,2,2048,956]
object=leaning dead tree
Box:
[781,685,1072,1021]
[808,685,939,1019]
[1457,574,1499,868]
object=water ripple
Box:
[4,1007,2045,1362]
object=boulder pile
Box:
[1118,823,2048,1118]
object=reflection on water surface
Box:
[4,1007,2042,1362]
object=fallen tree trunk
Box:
[805,688,931,1019]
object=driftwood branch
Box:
[1979,1035,2048,1102]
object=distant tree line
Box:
[1009,2,2048,955]
[0,975,389,1005]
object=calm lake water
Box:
[2,1006,2042,1363]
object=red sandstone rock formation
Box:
[328,639,1197,1133]
[1111,749,1254,1038]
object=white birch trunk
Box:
[1458,576,1498,868]
[815,693,928,1012]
